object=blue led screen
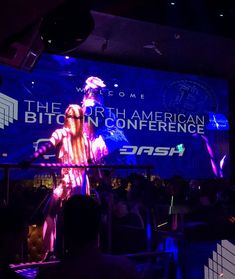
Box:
[0,54,229,179]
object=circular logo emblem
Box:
[162,80,217,114]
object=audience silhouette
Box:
[0,206,26,279]
[36,195,140,279]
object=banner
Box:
[0,54,229,179]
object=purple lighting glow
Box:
[219,155,227,177]
[196,134,218,177]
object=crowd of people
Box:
[1,171,235,278]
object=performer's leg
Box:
[41,194,60,261]
[42,214,56,259]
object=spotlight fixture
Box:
[143,41,163,55]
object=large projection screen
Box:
[0,54,229,179]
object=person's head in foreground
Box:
[63,195,101,257]
[0,206,26,265]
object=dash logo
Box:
[0,93,18,129]
[120,145,185,156]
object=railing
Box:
[0,163,153,204]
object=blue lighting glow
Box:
[207,112,229,130]
[0,53,229,180]
[15,268,38,279]
[147,223,151,240]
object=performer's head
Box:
[83,76,106,105]
[64,104,84,136]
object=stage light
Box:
[174,33,181,39]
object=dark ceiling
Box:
[0,1,235,79]
[73,1,235,80]
[91,0,235,40]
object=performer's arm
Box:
[91,135,108,163]
[31,141,54,161]
[20,128,67,167]
[49,128,68,146]
[19,140,54,168]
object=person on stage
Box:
[50,104,93,198]
[31,103,105,260]
[33,104,95,198]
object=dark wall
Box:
[229,79,235,184]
